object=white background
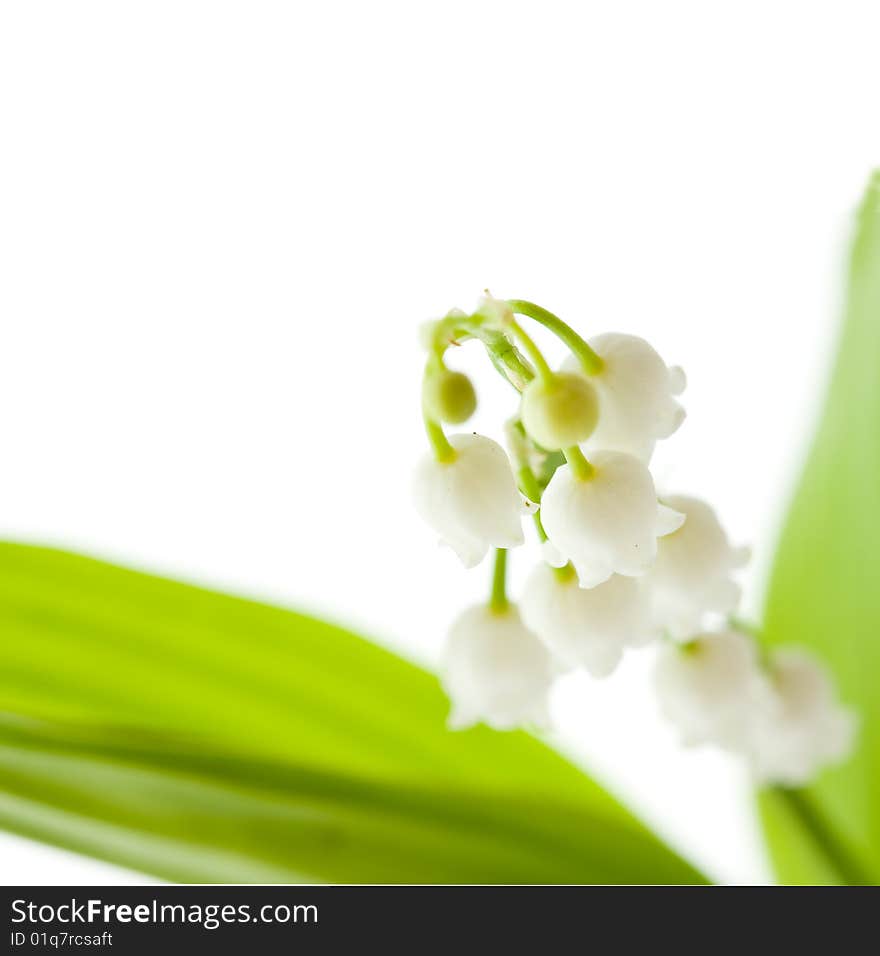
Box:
[1,1,878,885]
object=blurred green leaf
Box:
[759,173,880,884]
[0,541,703,883]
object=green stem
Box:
[564,445,595,480]
[507,299,604,375]
[478,328,535,392]
[432,320,534,394]
[516,465,543,505]
[517,465,548,542]
[489,548,509,613]
[519,452,574,578]
[771,788,874,885]
[504,317,554,383]
[423,413,455,462]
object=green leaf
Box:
[759,173,880,884]
[0,541,704,883]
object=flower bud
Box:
[520,373,599,450]
[422,368,477,424]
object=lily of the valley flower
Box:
[566,333,685,461]
[441,604,553,730]
[539,451,685,588]
[747,649,857,787]
[412,297,857,789]
[645,495,750,639]
[413,433,526,568]
[653,629,762,749]
[520,565,652,677]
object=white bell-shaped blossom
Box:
[653,629,762,749]
[413,433,526,568]
[539,451,685,588]
[520,566,652,677]
[645,494,750,639]
[441,604,554,730]
[747,649,857,787]
[565,333,685,461]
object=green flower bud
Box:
[423,368,478,424]
[520,372,599,450]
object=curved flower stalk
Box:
[412,293,856,788]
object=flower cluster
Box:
[654,633,855,785]
[414,296,855,786]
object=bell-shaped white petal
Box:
[566,334,685,461]
[667,365,687,396]
[413,433,525,568]
[645,495,750,639]
[521,566,652,677]
[747,649,857,787]
[441,604,554,730]
[539,452,685,588]
[654,629,762,749]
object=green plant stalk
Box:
[423,411,455,461]
[489,548,509,613]
[563,445,595,480]
[429,318,534,393]
[516,465,548,542]
[766,789,874,886]
[507,299,604,374]
[502,316,554,383]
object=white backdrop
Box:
[1,1,878,884]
